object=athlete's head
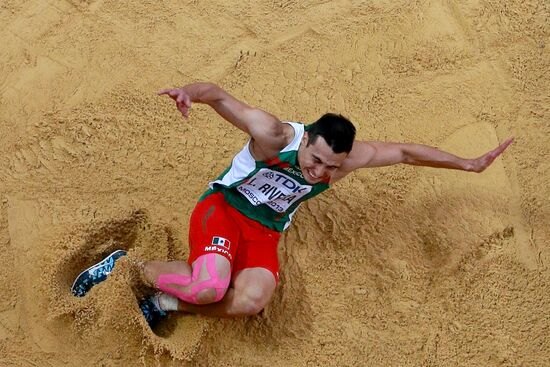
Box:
[298,113,356,184]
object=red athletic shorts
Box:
[187,192,281,282]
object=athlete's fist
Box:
[158,88,192,119]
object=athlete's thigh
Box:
[232,222,281,283]
[188,192,239,266]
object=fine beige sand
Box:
[1,1,549,366]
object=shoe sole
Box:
[71,249,127,296]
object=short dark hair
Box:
[307,113,356,153]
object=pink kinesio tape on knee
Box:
[156,254,230,304]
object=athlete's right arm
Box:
[158,82,286,152]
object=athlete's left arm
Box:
[344,137,514,172]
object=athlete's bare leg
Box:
[175,267,276,317]
[143,254,231,304]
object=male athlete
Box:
[71,82,513,325]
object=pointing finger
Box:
[158,89,181,100]
[157,89,172,96]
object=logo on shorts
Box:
[211,236,231,250]
[203,236,232,260]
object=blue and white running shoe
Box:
[71,250,127,297]
[139,295,167,327]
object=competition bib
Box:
[236,168,312,213]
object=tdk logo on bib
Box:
[237,168,312,213]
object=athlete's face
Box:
[297,133,348,184]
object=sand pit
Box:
[1,1,549,365]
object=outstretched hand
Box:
[158,88,192,119]
[468,137,514,173]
